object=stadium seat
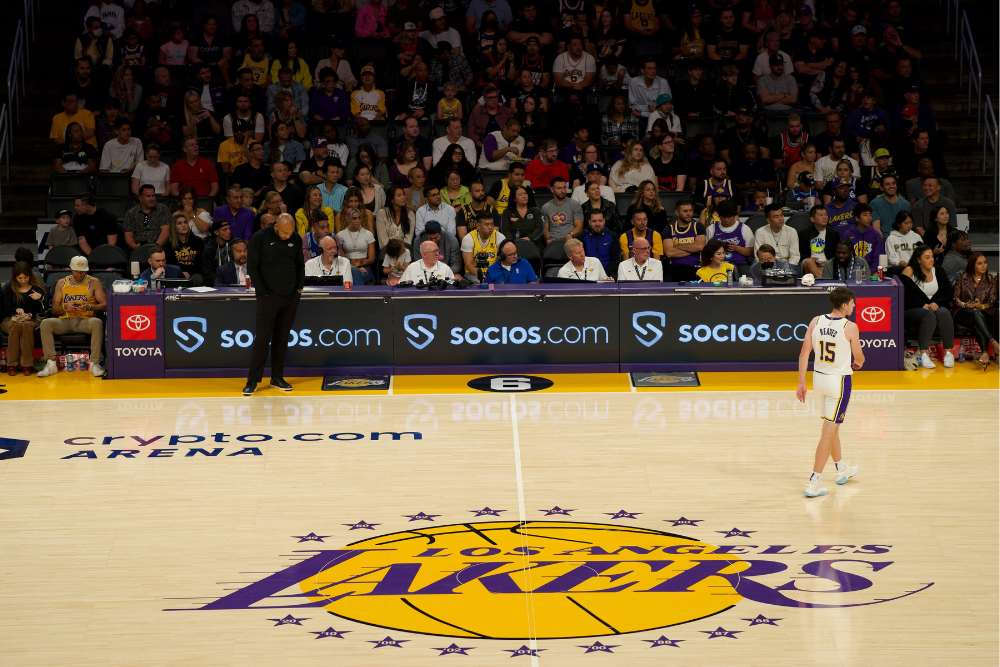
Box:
[533,191,553,209]
[50,174,92,196]
[96,197,128,220]
[542,265,562,281]
[764,115,791,137]
[368,120,391,142]
[95,173,131,197]
[787,212,813,233]
[46,196,78,219]
[197,196,216,212]
[480,169,506,193]
[683,116,721,139]
[806,115,828,138]
[540,240,567,278]
[615,192,634,217]
[44,270,72,296]
[93,270,124,292]
[130,244,159,270]
[514,240,541,277]
[745,213,768,233]
[659,192,687,212]
[87,244,128,270]
[44,245,79,270]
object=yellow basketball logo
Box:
[642,375,686,384]
[299,521,742,639]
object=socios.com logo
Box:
[678,322,809,343]
[220,328,381,348]
[632,311,665,347]
[449,324,608,346]
[404,314,437,349]
[173,317,207,352]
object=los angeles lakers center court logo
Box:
[176,519,934,647]
[307,521,739,639]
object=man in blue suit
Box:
[214,239,250,286]
[139,246,186,282]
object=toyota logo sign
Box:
[126,314,151,331]
[854,297,892,332]
[860,306,885,323]
[119,305,158,341]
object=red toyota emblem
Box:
[120,305,157,340]
[855,297,891,332]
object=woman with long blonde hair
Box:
[182,90,221,142]
[609,142,656,192]
[335,186,375,233]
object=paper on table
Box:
[185,286,218,292]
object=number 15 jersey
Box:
[813,315,853,376]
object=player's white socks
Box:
[809,472,821,483]
[834,460,845,472]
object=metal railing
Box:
[944,0,960,58]
[24,0,36,46]
[956,11,983,140]
[985,96,997,202]
[944,3,996,203]
[6,20,26,125]
[0,104,9,214]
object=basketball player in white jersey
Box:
[796,286,865,497]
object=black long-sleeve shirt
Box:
[247,224,305,298]
[2,283,47,318]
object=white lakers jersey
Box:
[812,315,852,376]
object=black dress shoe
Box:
[242,381,257,396]
[270,378,293,391]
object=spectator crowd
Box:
[5,0,994,375]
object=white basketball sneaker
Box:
[835,461,859,485]
[920,352,936,369]
[37,359,58,378]
[943,351,955,368]
[804,479,828,497]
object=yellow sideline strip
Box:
[0,366,995,401]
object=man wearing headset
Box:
[484,238,539,284]
[305,235,351,276]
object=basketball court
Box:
[1,368,997,666]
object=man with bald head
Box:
[616,237,663,281]
[400,239,456,284]
[244,212,305,396]
[305,235,351,277]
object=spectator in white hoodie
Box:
[885,210,921,275]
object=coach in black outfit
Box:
[243,213,305,396]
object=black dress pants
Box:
[954,308,999,354]
[247,293,301,383]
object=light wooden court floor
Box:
[0,370,997,666]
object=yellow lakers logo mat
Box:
[300,521,740,639]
